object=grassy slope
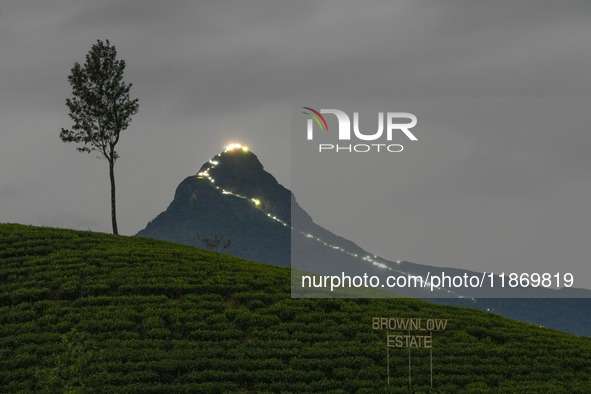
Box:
[1,223,590,393]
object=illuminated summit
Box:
[197,144,278,215]
[196,144,291,224]
[223,143,249,152]
[137,144,296,265]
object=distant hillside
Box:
[1,223,591,392]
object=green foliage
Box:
[60,39,139,161]
[1,223,591,392]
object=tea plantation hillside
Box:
[1,224,591,392]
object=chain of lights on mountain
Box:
[197,144,460,297]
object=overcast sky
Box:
[1,2,590,284]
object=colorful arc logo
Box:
[302,107,328,131]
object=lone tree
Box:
[60,39,139,235]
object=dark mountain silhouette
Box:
[138,144,591,335]
[138,146,291,266]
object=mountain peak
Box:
[195,144,288,222]
[198,143,262,182]
[137,144,295,265]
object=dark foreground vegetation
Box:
[1,224,590,392]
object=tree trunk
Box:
[109,160,118,235]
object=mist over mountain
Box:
[137,145,591,335]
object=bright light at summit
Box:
[224,143,249,152]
